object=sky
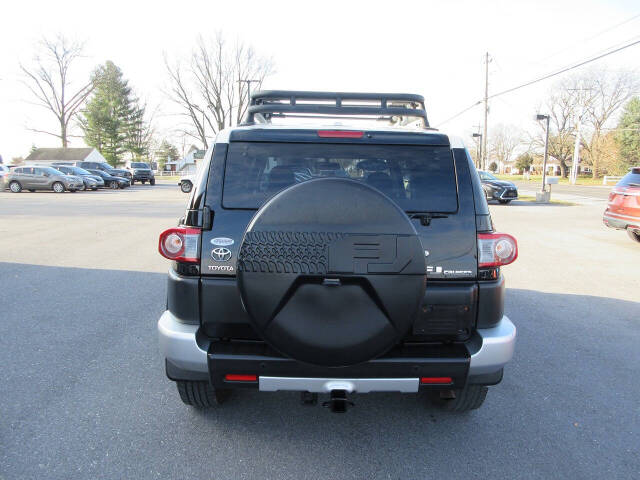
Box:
[1,0,639,162]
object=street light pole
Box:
[537,114,551,193]
[472,132,482,169]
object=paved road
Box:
[1,186,638,479]
[513,180,612,200]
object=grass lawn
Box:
[155,176,181,182]
[494,174,609,186]
[515,195,577,206]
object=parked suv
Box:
[603,167,640,243]
[157,91,518,413]
[126,161,155,185]
[76,161,132,183]
[7,166,83,193]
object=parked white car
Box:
[179,174,194,193]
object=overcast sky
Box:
[1,0,639,161]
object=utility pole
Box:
[568,87,593,185]
[536,114,551,194]
[472,130,482,169]
[482,52,490,171]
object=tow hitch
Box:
[323,390,354,413]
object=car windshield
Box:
[222,142,459,212]
[131,162,149,168]
[479,171,497,181]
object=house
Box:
[24,147,107,165]
[164,145,206,173]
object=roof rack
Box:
[243,90,430,128]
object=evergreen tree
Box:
[616,97,640,173]
[80,61,139,166]
[154,139,180,170]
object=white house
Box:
[24,147,107,165]
[164,145,206,174]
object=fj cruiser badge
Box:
[211,237,234,246]
[211,247,232,262]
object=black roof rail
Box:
[243,90,430,128]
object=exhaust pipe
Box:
[323,390,354,413]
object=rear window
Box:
[616,170,640,187]
[222,142,458,212]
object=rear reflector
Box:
[224,374,258,382]
[317,130,364,138]
[420,377,453,385]
[477,232,518,268]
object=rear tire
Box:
[627,229,640,243]
[176,381,230,408]
[10,181,22,193]
[28,189,36,193]
[150,178,155,185]
[428,385,488,412]
[52,182,65,193]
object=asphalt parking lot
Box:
[1,184,638,479]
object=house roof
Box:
[25,148,95,162]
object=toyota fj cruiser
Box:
[157,91,517,413]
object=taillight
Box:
[224,374,258,382]
[158,227,201,263]
[317,130,364,138]
[420,377,453,385]
[477,232,518,268]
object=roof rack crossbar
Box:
[243,90,429,127]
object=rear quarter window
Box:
[616,171,640,187]
[222,142,458,213]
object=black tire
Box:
[28,189,36,192]
[428,385,488,412]
[92,187,98,191]
[52,182,65,193]
[499,199,512,204]
[627,229,640,243]
[69,189,77,193]
[181,180,193,193]
[81,183,87,191]
[150,178,155,185]
[119,182,126,189]
[130,179,135,185]
[9,181,22,193]
[176,381,230,408]
[141,180,146,184]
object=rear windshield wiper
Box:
[408,212,449,226]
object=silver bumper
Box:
[157,310,207,372]
[157,311,516,382]
[469,315,516,375]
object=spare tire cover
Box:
[237,178,426,367]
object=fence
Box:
[602,176,622,185]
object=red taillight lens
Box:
[317,130,364,138]
[477,232,518,268]
[420,377,453,385]
[158,227,201,263]
[224,374,258,382]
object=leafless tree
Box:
[164,33,274,149]
[20,35,93,147]
[488,124,522,172]
[580,70,638,177]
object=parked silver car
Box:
[52,165,104,190]
[6,166,84,193]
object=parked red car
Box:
[603,167,640,243]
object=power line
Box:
[534,12,640,65]
[435,36,640,127]
[488,36,640,99]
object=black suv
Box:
[157,91,517,413]
[76,161,132,183]
[478,170,518,204]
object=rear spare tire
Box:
[237,178,426,367]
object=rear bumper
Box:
[157,311,516,391]
[603,211,640,230]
